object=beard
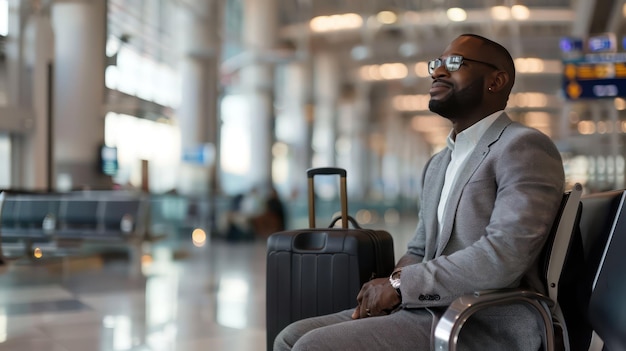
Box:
[429,77,485,119]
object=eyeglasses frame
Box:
[428,55,500,75]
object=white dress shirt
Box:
[437,111,502,234]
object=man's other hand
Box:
[351,277,401,319]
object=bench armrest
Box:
[433,289,555,351]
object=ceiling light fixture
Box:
[511,5,530,20]
[309,13,363,32]
[491,6,511,21]
[446,7,467,22]
[515,58,545,73]
[376,11,397,24]
[380,63,408,80]
[414,62,430,78]
[614,98,626,111]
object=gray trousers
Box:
[273,305,543,351]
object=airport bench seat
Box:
[434,186,626,351]
[0,191,150,261]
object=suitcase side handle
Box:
[306,167,347,178]
[306,167,348,229]
[328,215,362,229]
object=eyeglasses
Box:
[428,55,499,75]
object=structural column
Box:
[381,108,404,200]
[312,52,339,168]
[176,0,222,196]
[51,0,107,190]
[279,61,313,198]
[234,0,278,191]
[335,82,368,199]
[8,0,54,191]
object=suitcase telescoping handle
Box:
[306,167,348,229]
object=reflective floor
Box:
[0,214,417,351]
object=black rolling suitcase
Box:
[266,167,395,350]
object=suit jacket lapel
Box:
[436,113,512,256]
[423,148,451,260]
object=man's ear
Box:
[488,71,509,93]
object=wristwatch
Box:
[389,268,402,297]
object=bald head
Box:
[457,34,516,94]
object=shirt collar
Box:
[446,110,503,151]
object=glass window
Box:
[219,94,251,194]
[0,0,7,37]
[106,0,180,108]
[105,113,181,193]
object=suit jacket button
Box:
[434,295,440,301]
[418,294,425,301]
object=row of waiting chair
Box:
[0,190,150,261]
[434,184,626,351]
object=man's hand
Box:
[351,277,401,319]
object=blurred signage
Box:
[587,33,617,53]
[560,37,584,60]
[561,33,626,100]
[100,145,119,176]
[182,143,215,166]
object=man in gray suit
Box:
[274,33,565,350]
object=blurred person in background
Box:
[254,186,286,238]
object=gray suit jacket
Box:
[400,113,565,309]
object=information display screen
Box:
[561,33,626,100]
[563,53,626,99]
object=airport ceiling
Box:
[269,0,625,144]
[276,0,621,70]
